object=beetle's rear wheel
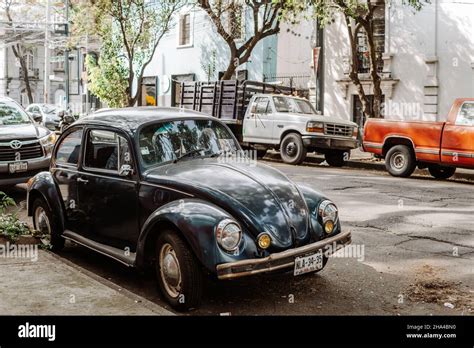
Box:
[155,229,203,311]
[32,197,64,251]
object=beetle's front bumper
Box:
[216,230,351,280]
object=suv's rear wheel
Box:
[280,133,306,165]
[155,229,203,311]
[428,165,456,179]
[32,197,64,251]
[385,145,416,177]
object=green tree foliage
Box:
[72,0,184,107]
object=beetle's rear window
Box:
[139,119,238,167]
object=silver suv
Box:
[0,97,56,186]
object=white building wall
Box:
[275,20,314,77]
[322,0,474,122]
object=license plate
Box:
[294,251,323,276]
[9,162,28,174]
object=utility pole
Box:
[43,0,51,104]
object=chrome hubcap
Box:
[391,152,406,170]
[34,206,51,235]
[159,243,182,298]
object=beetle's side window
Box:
[456,102,474,126]
[56,129,83,166]
[84,130,131,172]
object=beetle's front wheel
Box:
[32,198,65,251]
[155,229,203,311]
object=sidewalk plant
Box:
[0,192,30,242]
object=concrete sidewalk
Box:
[0,249,173,315]
[265,149,474,182]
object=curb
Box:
[264,152,474,182]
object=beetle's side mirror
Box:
[30,112,43,123]
[250,104,257,114]
[119,164,133,177]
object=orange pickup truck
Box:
[363,98,474,179]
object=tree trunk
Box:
[12,45,34,104]
[364,22,383,118]
[344,16,373,120]
[220,47,239,80]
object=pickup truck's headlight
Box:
[216,219,242,251]
[39,132,57,156]
[318,200,339,234]
[307,121,324,133]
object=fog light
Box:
[257,233,271,249]
[324,221,335,234]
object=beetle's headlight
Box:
[39,132,57,156]
[318,200,338,234]
[216,219,242,251]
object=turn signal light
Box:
[257,233,272,249]
[324,221,335,234]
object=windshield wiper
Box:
[174,148,206,163]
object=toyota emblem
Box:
[10,140,22,149]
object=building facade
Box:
[0,44,97,113]
[321,0,474,125]
[142,5,313,107]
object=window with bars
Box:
[178,13,191,46]
[22,52,34,71]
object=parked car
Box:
[363,98,474,179]
[27,107,351,310]
[25,103,64,131]
[0,97,56,187]
[179,80,359,166]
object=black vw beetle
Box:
[27,108,351,311]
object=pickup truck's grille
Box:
[0,141,43,162]
[324,124,353,137]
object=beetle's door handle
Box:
[77,177,89,184]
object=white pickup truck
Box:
[178,80,359,166]
[242,93,359,165]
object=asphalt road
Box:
[4,162,473,315]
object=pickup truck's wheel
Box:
[428,165,456,179]
[155,229,203,311]
[280,133,306,165]
[325,150,346,167]
[256,149,267,159]
[32,198,64,251]
[385,145,416,177]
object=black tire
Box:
[155,229,203,311]
[385,145,416,177]
[32,197,65,251]
[428,165,456,179]
[256,149,267,159]
[325,151,347,167]
[280,133,307,165]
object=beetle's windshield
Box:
[0,100,32,126]
[273,96,316,115]
[139,119,239,167]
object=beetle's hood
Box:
[144,158,317,248]
[0,123,49,141]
